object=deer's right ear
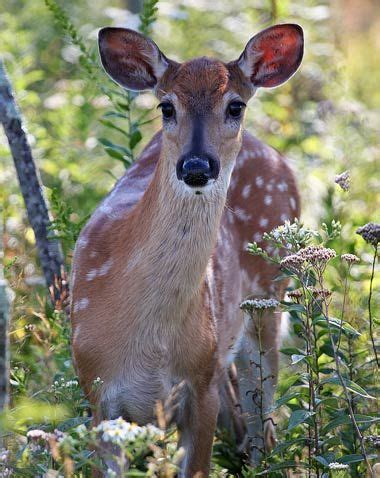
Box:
[98,27,171,91]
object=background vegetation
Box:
[0,0,379,476]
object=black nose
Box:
[176,154,220,188]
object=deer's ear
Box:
[236,24,304,88]
[98,27,171,91]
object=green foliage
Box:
[49,188,89,252]
[139,0,160,37]
[1,0,379,477]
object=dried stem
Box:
[368,246,379,367]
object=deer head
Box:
[98,24,303,195]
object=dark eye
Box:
[227,101,245,119]
[158,102,175,120]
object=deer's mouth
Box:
[176,154,220,188]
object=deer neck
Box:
[128,153,230,321]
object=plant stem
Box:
[317,272,372,474]
[368,246,379,367]
[257,311,268,474]
[302,283,320,478]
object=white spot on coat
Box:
[77,236,88,248]
[73,298,89,313]
[264,195,272,206]
[242,184,251,199]
[86,258,114,281]
[235,208,251,222]
[253,232,262,242]
[255,176,264,188]
[277,181,288,192]
[290,196,297,210]
[259,217,269,228]
[280,213,288,222]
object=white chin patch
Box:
[182,179,217,195]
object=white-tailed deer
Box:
[71,24,303,477]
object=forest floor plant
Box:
[244,218,379,477]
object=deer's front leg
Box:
[177,381,220,478]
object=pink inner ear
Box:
[250,24,303,88]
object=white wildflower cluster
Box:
[299,245,336,265]
[74,424,88,438]
[280,254,304,271]
[341,253,360,264]
[51,377,79,391]
[287,289,303,301]
[0,449,9,462]
[335,170,350,191]
[0,467,12,478]
[26,429,49,453]
[328,462,349,470]
[26,429,47,441]
[92,377,104,389]
[27,428,65,443]
[356,222,380,246]
[365,434,380,448]
[94,417,164,447]
[266,219,318,250]
[240,298,279,313]
[281,245,336,272]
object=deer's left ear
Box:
[236,24,304,88]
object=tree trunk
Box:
[0,217,11,415]
[127,0,142,14]
[0,59,66,300]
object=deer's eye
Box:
[158,102,175,120]
[227,101,246,119]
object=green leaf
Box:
[288,409,315,430]
[98,138,132,156]
[130,129,142,149]
[275,392,302,408]
[56,416,90,432]
[281,302,306,314]
[127,471,149,477]
[337,454,364,464]
[104,148,132,166]
[321,376,375,399]
[103,111,126,119]
[278,374,302,394]
[339,454,378,464]
[258,461,309,473]
[100,119,130,137]
[313,316,360,337]
[271,437,307,454]
[314,455,329,467]
[321,414,379,434]
[117,101,131,111]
